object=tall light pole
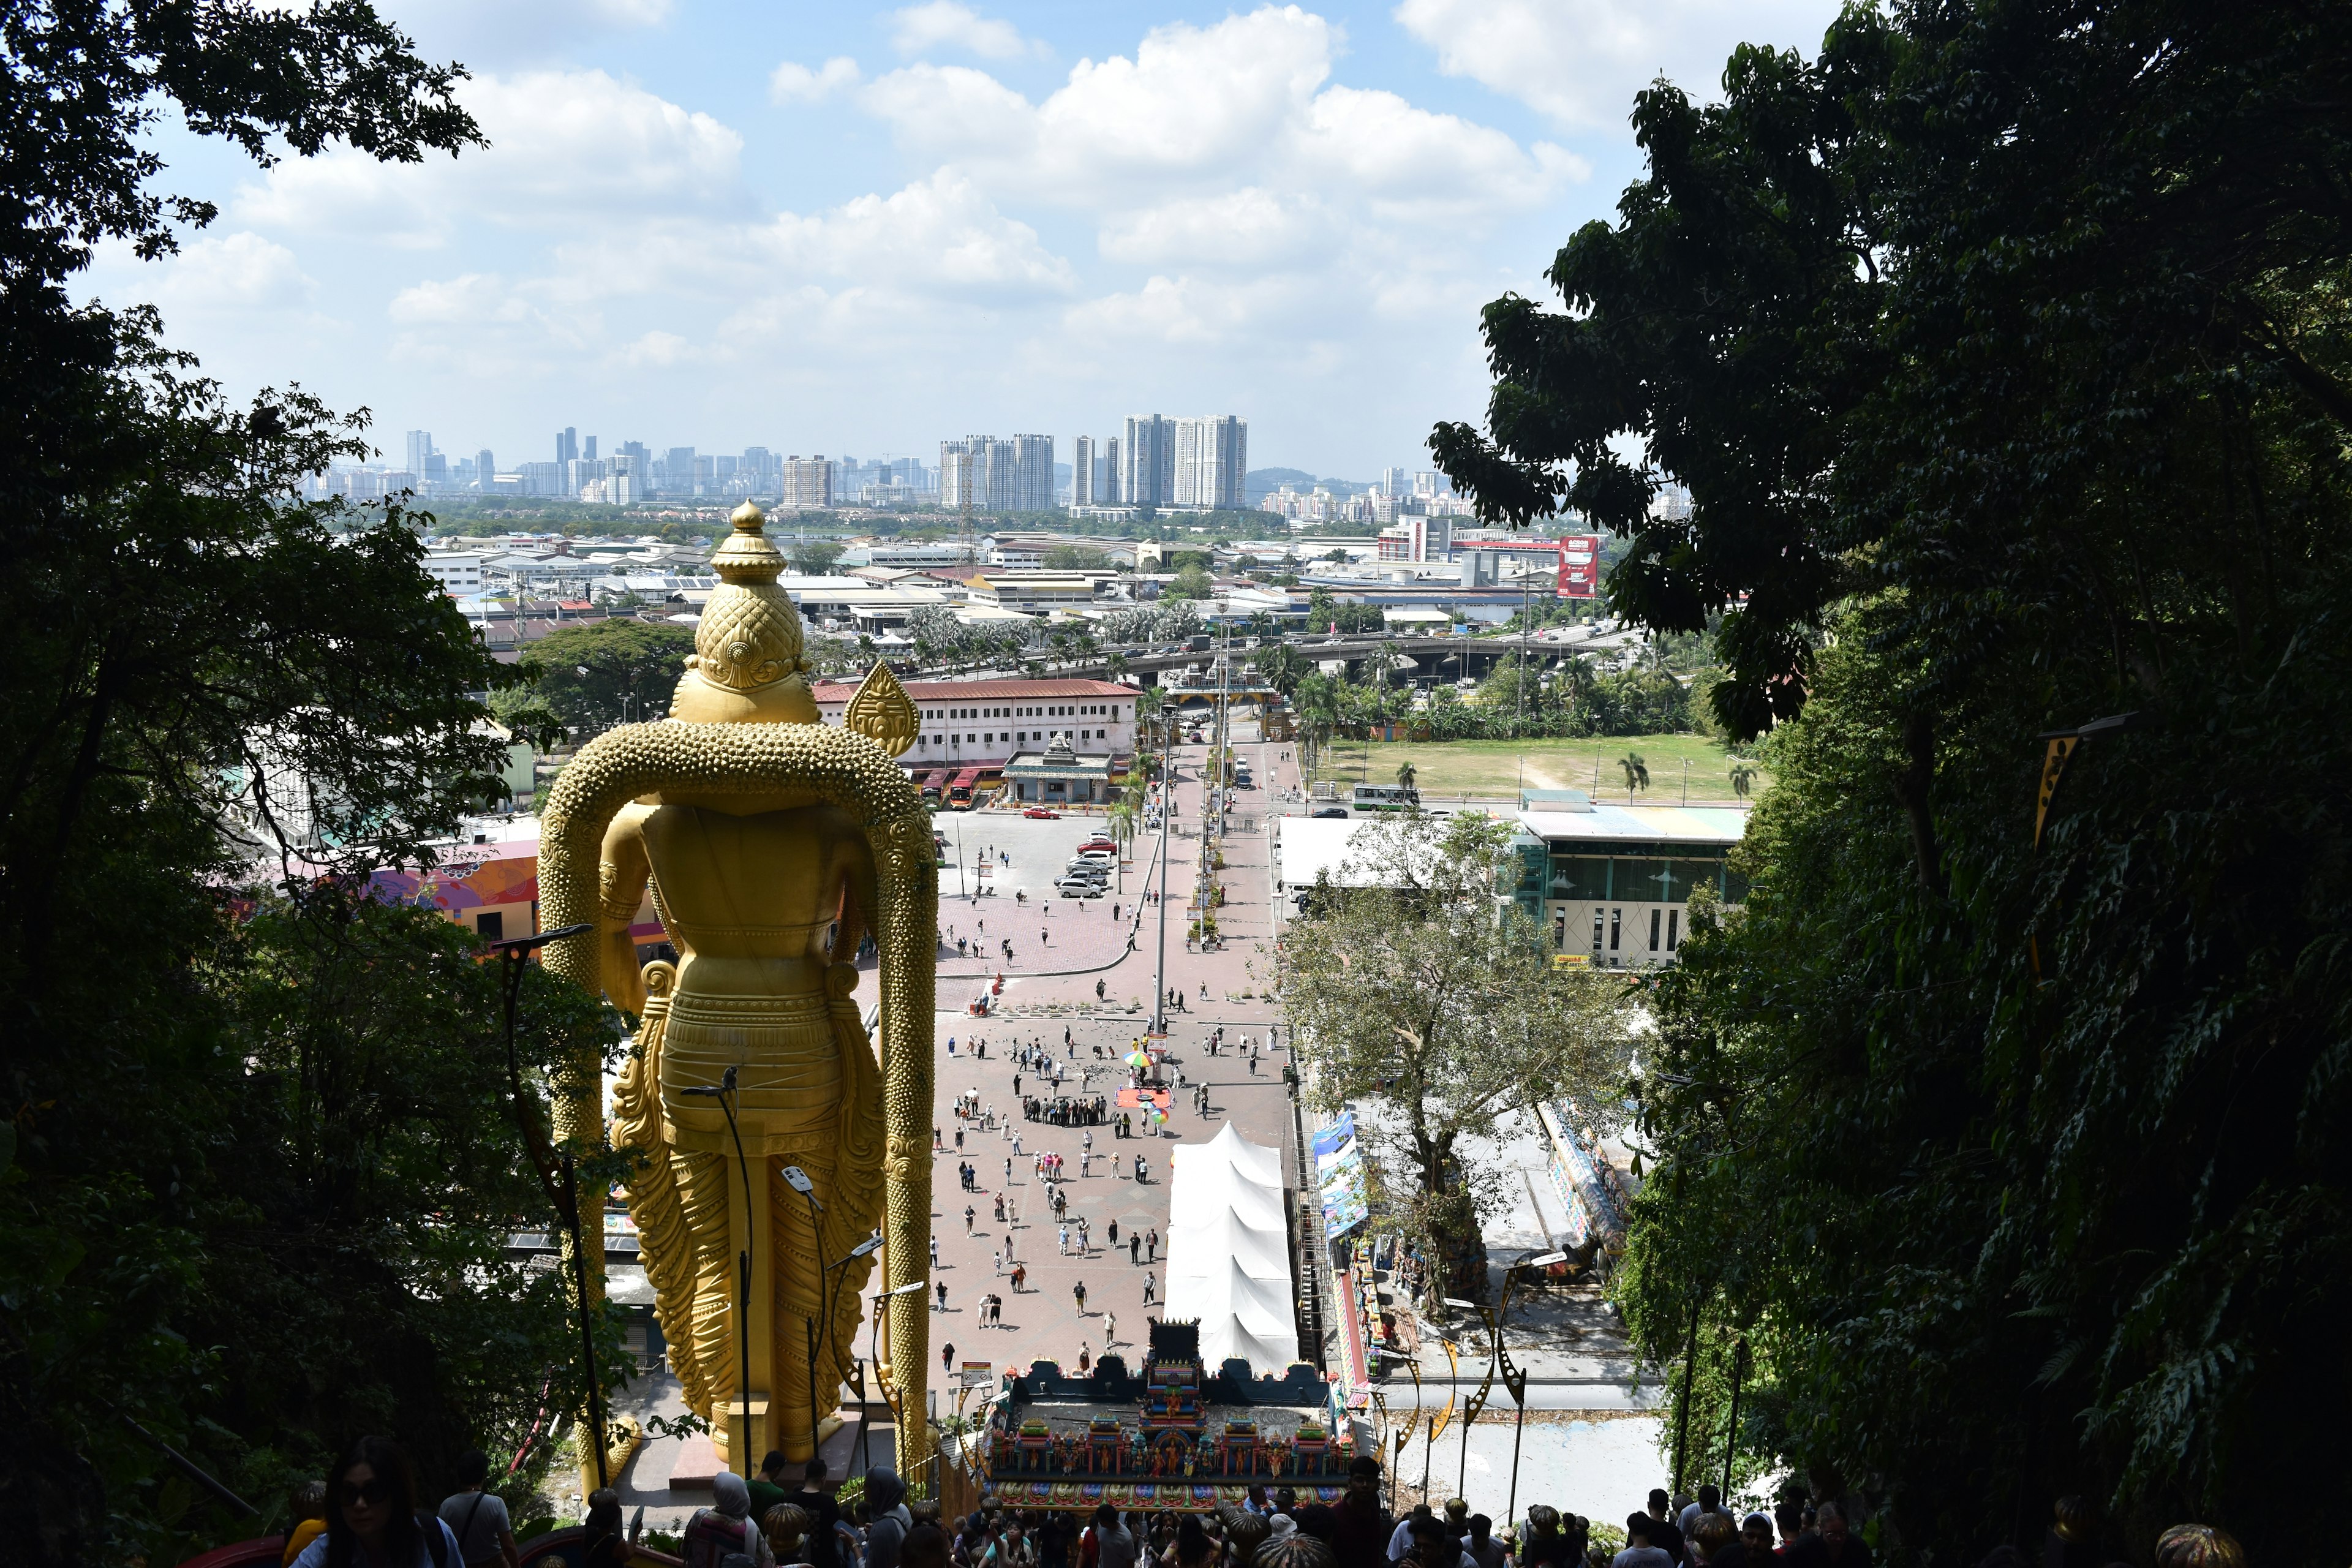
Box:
[1151,707,1172,1036]
[780,1163,827,1460]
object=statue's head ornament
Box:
[673,502,820,724]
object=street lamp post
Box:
[488,923,605,1488]
[867,1278,930,1474]
[1151,710,1172,1036]
[780,1163,827,1460]
[682,1068,755,1472]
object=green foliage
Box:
[1042,544,1110,570]
[788,538,845,576]
[518,619,695,733]
[1443,1,2352,1559]
[0,5,627,1559]
[1280,812,1633,1305]
[1163,563,1215,600]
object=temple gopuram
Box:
[970,1322,1356,1511]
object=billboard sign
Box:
[1556,535,1602,599]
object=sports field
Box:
[1302,734,1766,805]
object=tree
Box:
[1281,812,1632,1305]
[1164,563,1215,600]
[518,619,696,733]
[1435,0,2352,1557]
[788,538,845,576]
[1395,761,1417,793]
[1616,753,1649,794]
[1728,762,1758,799]
[1250,641,1310,698]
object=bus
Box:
[946,768,981,809]
[921,769,949,805]
[1351,783,1419,813]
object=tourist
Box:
[1386,1505,1433,1561]
[937,1280,949,1311]
[865,1470,911,1568]
[1784,1506,1866,1568]
[1106,1310,1117,1346]
[1169,1515,1216,1568]
[965,1205,976,1236]
[785,1462,843,1568]
[905,1525,954,1568]
[584,1491,630,1568]
[1330,1458,1392,1568]
[1677,1493,1719,1539]
[684,1473,775,1568]
[1146,1229,1159,1262]
[1143,1271,1156,1306]
[281,1480,328,1568]
[1466,1519,1505,1568]
[1641,1496,1684,1567]
[1610,1516,1670,1568]
[1686,1515,1737,1568]
[1074,1280,1088,1314]
[763,1506,812,1568]
[1517,1509,1573,1568]
[747,1450,793,1521]
[437,1447,519,1568]
[1078,1343,1093,1374]
[1130,1232,1142,1264]
[1091,1506,1139,1568]
[1407,1517,1474,1568]
[293,1436,462,1568]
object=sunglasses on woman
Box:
[341,1480,389,1506]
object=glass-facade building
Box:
[1510,796,1750,968]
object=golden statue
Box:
[537,502,935,1477]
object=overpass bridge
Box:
[1055,631,1632,687]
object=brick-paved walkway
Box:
[894,728,1305,1385]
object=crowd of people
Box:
[271,1437,2247,1568]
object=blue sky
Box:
[85,0,1843,478]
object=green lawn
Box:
[1304,734,1766,805]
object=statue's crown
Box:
[692,502,807,693]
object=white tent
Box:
[1166,1122,1300,1371]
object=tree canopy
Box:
[518,619,696,733]
[1435,0,2352,1559]
[0,6,624,1562]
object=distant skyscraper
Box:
[665,446,696,495]
[782,456,834,508]
[1072,436,1096,505]
[557,427,578,464]
[584,435,598,462]
[1172,416,1246,510]
[1122,416,1173,510]
[405,431,435,478]
[475,448,495,489]
[1009,434,1054,511]
[1104,437,1120,503]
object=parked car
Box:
[1063,864,1110,882]
[1311,806,1349,819]
[1057,878,1106,898]
[1072,848,1117,864]
[1023,807,1060,819]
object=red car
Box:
[1023,807,1060,819]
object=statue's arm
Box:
[597,804,655,1014]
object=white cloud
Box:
[770,56,861,104]
[151,232,318,312]
[888,2,1043,61]
[857,5,1570,225]
[761,170,1076,302]
[1097,189,1321,268]
[233,70,741,241]
[1393,0,1846,128]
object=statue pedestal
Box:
[667,1435,722,1490]
[724,1396,771,1478]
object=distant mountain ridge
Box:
[1246,467,1371,501]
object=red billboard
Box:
[1556,535,1602,598]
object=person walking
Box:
[1058,1224,1069,1256]
[1142,1272,1156,1306]
[965,1205,976,1235]
[941,1342,955,1376]
[1105,1311,1117,1348]
[1074,1280,1088,1315]
[1146,1227,1158,1263]
[439,1449,520,1568]
[936,1280,948,1311]
[1129,1232,1141,1265]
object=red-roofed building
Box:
[809,677,1140,770]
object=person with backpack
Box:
[685,1472,777,1568]
[292,1436,463,1568]
[437,1450,519,1568]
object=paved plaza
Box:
[606,725,1670,1526]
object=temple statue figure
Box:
[537,502,934,1476]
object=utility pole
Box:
[1152,708,1172,1036]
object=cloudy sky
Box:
[84,0,1843,478]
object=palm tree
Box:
[1730,761,1758,798]
[1618,751,1650,794]
[1395,761,1417,795]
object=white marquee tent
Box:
[1165,1121,1300,1371]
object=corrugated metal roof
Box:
[809,678,1136,701]
[1519,804,1750,844]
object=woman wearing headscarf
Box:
[685,1472,777,1568]
[865,1468,913,1568]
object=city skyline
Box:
[74,0,1847,476]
